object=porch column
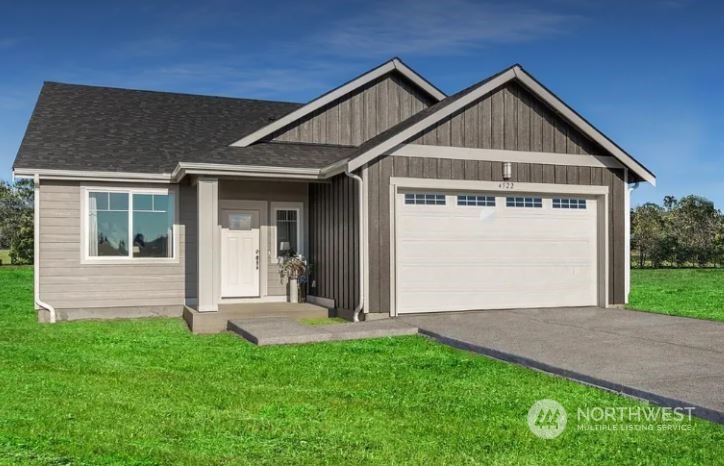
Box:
[197,177,219,312]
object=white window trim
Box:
[80,186,179,265]
[270,202,304,263]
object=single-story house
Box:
[13,58,655,330]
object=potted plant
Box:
[280,253,307,303]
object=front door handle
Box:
[255,249,260,270]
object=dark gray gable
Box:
[269,71,437,146]
[410,80,607,155]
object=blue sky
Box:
[1,0,722,207]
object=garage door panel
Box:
[400,289,596,313]
[398,265,594,291]
[399,215,595,240]
[396,192,598,314]
[399,239,594,263]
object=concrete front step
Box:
[184,303,332,334]
[227,317,418,346]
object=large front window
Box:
[87,189,175,259]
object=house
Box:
[13,58,656,331]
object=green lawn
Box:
[0,267,721,465]
[629,268,724,321]
[0,249,9,266]
[301,316,347,326]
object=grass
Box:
[300,316,347,326]
[629,268,724,321]
[0,267,721,465]
[0,249,9,265]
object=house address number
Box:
[498,182,515,189]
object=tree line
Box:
[632,195,724,268]
[0,179,34,265]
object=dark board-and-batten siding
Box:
[271,72,436,146]
[412,81,606,156]
[308,175,359,311]
[366,156,627,313]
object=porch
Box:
[184,174,339,333]
[183,302,333,334]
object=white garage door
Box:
[395,191,599,314]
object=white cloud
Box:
[311,0,579,57]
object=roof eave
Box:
[511,66,656,186]
[346,65,655,186]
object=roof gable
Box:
[230,58,446,147]
[411,80,607,156]
[269,71,436,146]
[347,65,655,186]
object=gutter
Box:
[33,174,57,323]
[15,158,352,185]
[344,167,366,322]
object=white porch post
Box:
[197,177,219,312]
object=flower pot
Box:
[288,278,299,303]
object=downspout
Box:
[33,174,56,323]
[345,168,365,322]
[625,168,640,304]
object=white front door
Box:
[221,210,260,297]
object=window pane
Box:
[88,192,128,257]
[110,192,129,211]
[154,195,169,212]
[134,194,153,211]
[90,192,109,210]
[405,193,445,205]
[89,192,129,257]
[277,209,298,256]
[132,194,174,258]
[97,211,129,256]
[229,213,252,231]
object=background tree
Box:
[663,195,678,211]
[631,203,666,267]
[0,179,34,265]
[631,194,723,268]
[669,195,720,266]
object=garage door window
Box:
[553,198,587,209]
[457,195,495,206]
[404,193,446,205]
[506,197,542,208]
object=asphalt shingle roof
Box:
[13,82,352,173]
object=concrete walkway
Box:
[401,307,724,424]
[228,317,418,346]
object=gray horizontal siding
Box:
[38,181,188,310]
[412,81,606,155]
[308,175,359,311]
[272,72,435,146]
[366,156,626,313]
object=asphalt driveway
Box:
[400,307,724,423]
